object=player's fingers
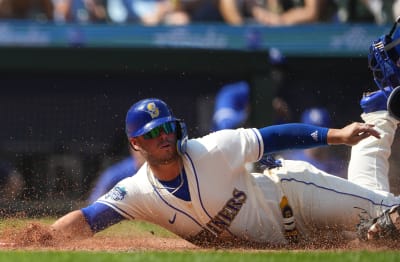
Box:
[357,131,379,141]
[358,123,381,139]
[369,130,381,139]
[354,132,371,143]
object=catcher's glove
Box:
[356,205,400,241]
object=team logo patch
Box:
[146,102,160,119]
[105,186,127,201]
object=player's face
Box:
[130,122,179,165]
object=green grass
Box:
[0,250,399,262]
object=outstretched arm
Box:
[51,210,94,239]
[51,202,126,239]
[260,122,380,154]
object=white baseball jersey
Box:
[97,111,400,245]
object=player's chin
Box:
[161,151,180,164]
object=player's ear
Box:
[129,138,140,151]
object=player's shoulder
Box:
[187,128,259,152]
[198,127,259,141]
[191,128,241,143]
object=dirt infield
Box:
[0,237,198,252]
[0,222,399,252]
[0,222,199,251]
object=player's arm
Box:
[51,202,125,239]
[51,210,93,239]
[259,122,380,154]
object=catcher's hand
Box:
[356,205,400,241]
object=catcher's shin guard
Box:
[388,86,400,120]
[357,205,400,241]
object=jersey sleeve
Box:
[81,202,125,233]
[194,128,263,169]
[259,123,329,153]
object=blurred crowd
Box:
[0,0,399,25]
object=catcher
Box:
[49,22,400,247]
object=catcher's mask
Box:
[368,16,400,92]
[125,98,188,155]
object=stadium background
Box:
[1,22,399,216]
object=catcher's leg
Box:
[347,110,398,192]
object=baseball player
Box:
[50,24,400,247]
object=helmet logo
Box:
[146,102,160,119]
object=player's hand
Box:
[327,122,381,146]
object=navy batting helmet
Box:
[126,98,188,155]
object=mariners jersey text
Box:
[188,188,247,244]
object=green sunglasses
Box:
[143,122,177,139]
